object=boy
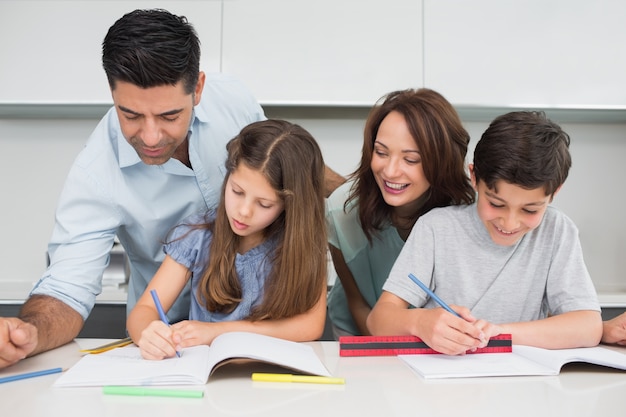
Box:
[367,111,602,355]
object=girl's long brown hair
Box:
[348,88,475,242]
[197,119,327,320]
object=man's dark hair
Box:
[102,9,200,94]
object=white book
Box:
[399,345,626,379]
[54,332,331,387]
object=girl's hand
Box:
[171,320,220,348]
[137,320,178,360]
[414,305,486,355]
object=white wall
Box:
[0,119,91,286]
[2,113,625,297]
[277,114,626,296]
[1,0,625,300]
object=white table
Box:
[2,339,626,417]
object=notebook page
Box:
[207,332,331,376]
[54,345,211,387]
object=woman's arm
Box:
[329,245,372,335]
[172,283,328,347]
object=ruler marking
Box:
[339,334,512,357]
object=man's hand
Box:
[0,317,38,369]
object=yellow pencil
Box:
[79,337,133,354]
[251,373,345,385]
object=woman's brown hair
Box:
[348,88,475,241]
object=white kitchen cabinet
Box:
[0,1,222,105]
[222,0,423,105]
[423,0,626,108]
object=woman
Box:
[327,88,475,337]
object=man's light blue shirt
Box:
[31,73,265,322]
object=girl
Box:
[327,88,475,337]
[127,119,328,359]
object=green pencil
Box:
[103,386,204,398]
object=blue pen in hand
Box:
[150,289,181,357]
[408,273,461,318]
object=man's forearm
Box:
[324,165,346,198]
[19,295,84,356]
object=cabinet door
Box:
[222,0,423,105]
[423,0,626,108]
[0,1,221,104]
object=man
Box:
[0,8,345,369]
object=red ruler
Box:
[339,334,512,357]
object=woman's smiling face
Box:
[370,111,431,212]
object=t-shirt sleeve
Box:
[545,213,600,314]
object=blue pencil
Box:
[150,289,181,357]
[408,273,461,318]
[0,367,63,384]
[150,289,171,326]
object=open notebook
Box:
[54,332,331,387]
[399,345,626,379]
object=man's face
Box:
[111,77,203,165]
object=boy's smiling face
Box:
[471,167,556,246]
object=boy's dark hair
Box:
[473,111,571,196]
[102,9,200,94]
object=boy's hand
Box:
[415,306,486,355]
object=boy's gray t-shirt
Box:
[383,204,600,323]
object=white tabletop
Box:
[2,339,626,417]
